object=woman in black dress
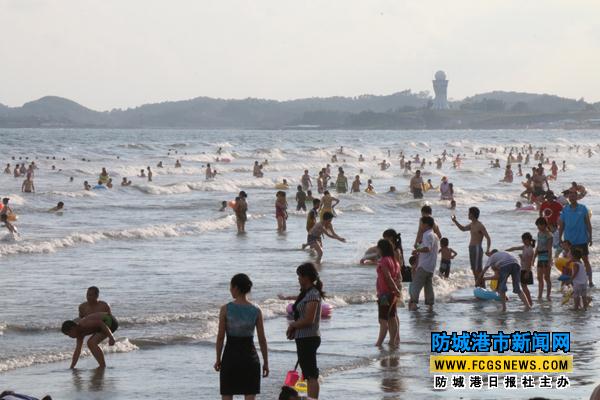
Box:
[215,274,269,399]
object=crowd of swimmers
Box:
[2,143,598,400]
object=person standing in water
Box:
[409,216,439,311]
[319,191,339,220]
[301,170,312,191]
[451,207,491,287]
[275,191,288,233]
[410,170,424,199]
[335,170,348,194]
[375,239,401,347]
[21,176,35,193]
[286,263,324,400]
[214,274,269,400]
[302,212,345,264]
[233,191,248,234]
[350,175,361,193]
[559,189,593,287]
[147,166,153,182]
[295,185,307,212]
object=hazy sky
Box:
[1,0,599,110]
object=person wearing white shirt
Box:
[409,216,439,311]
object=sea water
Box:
[0,129,599,399]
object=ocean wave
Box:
[337,204,375,214]
[0,339,138,373]
[0,214,258,258]
[44,190,97,198]
[118,143,155,150]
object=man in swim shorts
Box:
[62,312,118,368]
[531,167,549,199]
[478,250,531,312]
[452,207,491,287]
[410,170,424,199]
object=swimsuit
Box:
[101,314,119,333]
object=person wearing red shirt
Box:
[539,191,563,226]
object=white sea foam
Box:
[0,339,138,372]
[0,214,259,257]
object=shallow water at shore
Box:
[1,129,599,399]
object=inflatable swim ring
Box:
[275,184,289,190]
[93,185,107,190]
[98,175,109,183]
[473,287,500,301]
[555,257,571,273]
[365,189,376,195]
[286,303,332,318]
[220,158,231,163]
[7,214,17,222]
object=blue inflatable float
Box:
[474,287,501,301]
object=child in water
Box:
[534,217,553,301]
[219,201,227,212]
[569,249,591,310]
[506,232,535,306]
[438,238,457,278]
[302,212,345,264]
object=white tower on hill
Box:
[432,70,449,110]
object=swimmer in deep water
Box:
[49,202,64,212]
[61,312,118,369]
[83,181,91,191]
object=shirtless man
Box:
[350,175,361,193]
[62,311,117,369]
[3,163,10,174]
[531,167,549,200]
[21,177,35,193]
[79,286,111,319]
[410,170,425,199]
[414,205,442,248]
[301,170,312,191]
[451,207,491,287]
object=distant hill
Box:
[0,90,597,129]
[462,91,587,113]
